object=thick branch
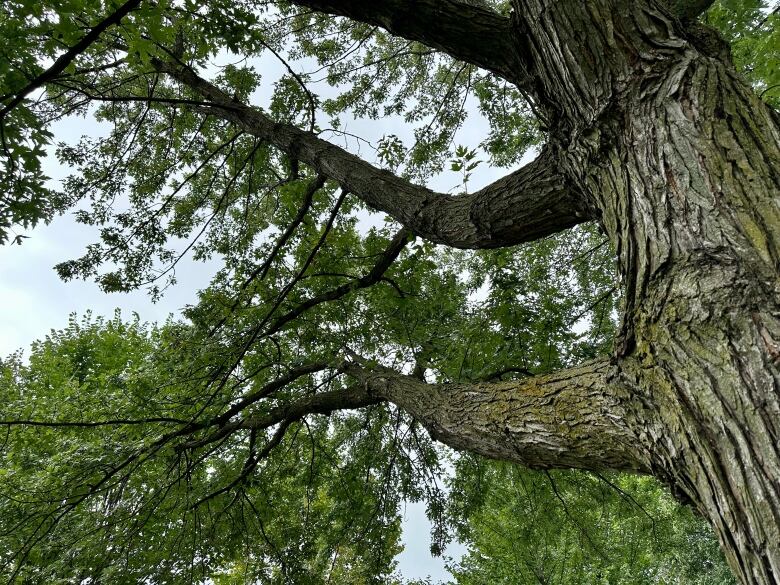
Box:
[342,358,650,473]
[284,0,527,86]
[157,60,592,248]
[180,356,649,475]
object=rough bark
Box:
[342,358,650,473]
[496,1,780,582]
[180,359,651,478]
[618,51,780,585]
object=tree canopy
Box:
[0,0,777,582]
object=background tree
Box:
[0,0,778,583]
[448,461,735,584]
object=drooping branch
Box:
[341,357,650,473]
[181,385,382,451]
[262,227,413,336]
[211,361,332,427]
[283,0,529,86]
[156,59,593,249]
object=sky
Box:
[0,38,536,582]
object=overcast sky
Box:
[0,45,539,581]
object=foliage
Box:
[0,0,775,582]
[0,313,409,583]
[447,461,735,584]
[1,0,775,245]
[706,0,779,108]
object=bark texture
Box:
[342,358,650,473]
[499,1,780,582]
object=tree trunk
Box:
[614,51,780,585]
[506,1,780,582]
[617,62,780,585]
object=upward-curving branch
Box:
[156,59,593,249]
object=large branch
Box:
[180,357,649,474]
[342,358,651,473]
[157,60,593,249]
[281,1,714,89]
[284,0,528,86]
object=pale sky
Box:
[0,44,536,582]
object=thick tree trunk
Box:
[506,1,780,582]
[617,66,780,585]
[613,52,780,585]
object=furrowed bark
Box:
[341,358,650,473]
[284,0,529,86]
[156,59,592,248]
[505,0,780,581]
[617,59,780,585]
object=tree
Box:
[0,0,778,583]
[448,459,736,583]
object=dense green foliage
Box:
[448,463,734,584]
[0,0,776,582]
[1,314,409,582]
